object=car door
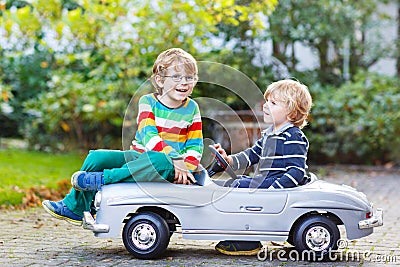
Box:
[211,187,288,214]
[210,187,289,232]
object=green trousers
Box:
[63,149,175,216]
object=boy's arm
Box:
[230,137,263,171]
[269,131,308,189]
[213,143,233,166]
[182,105,203,171]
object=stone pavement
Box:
[0,167,399,267]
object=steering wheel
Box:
[208,145,237,179]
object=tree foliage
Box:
[1,0,399,165]
[0,0,277,149]
[308,71,400,164]
[268,0,394,85]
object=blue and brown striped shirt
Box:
[230,122,309,189]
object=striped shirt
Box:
[131,93,203,171]
[231,122,309,189]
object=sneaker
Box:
[71,171,104,191]
[42,200,83,226]
[215,240,262,256]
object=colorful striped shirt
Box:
[131,93,203,171]
[231,122,309,189]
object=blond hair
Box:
[264,79,312,128]
[151,48,198,94]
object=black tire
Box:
[293,215,340,261]
[122,212,170,259]
[168,223,176,238]
[286,233,294,246]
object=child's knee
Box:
[82,150,126,171]
[87,150,113,163]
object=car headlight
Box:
[94,191,102,210]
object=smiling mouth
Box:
[176,88,188,92]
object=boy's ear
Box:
[154,75,164,88]
[285,111,292,121]
[287,111,296,123]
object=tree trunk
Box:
[397,1,400,78]
[317,39,330,83]
[272,40,287,66]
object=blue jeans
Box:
[231,175,274,188]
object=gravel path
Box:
[0,167,399,266]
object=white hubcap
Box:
[132,223,156,250]
[305,226,331,251]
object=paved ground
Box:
[0,167,399,266]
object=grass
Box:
[0,149,84,206]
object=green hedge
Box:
[4,62,400,165]
[307,72,400,164]
[22,71,132,151]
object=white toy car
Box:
[82,146,383,260]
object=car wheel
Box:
[286,233,294,246]
[168,223,176,238]
[293,215,339,261]
[122,212,170,259]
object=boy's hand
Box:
[172,159,196,185]
[213,143,233,166]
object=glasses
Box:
[161,74,197,83]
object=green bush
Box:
[0,51,52,137]
[307,71,400,164]
[22,71,132,151]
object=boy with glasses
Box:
[42,48,203,225]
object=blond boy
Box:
[214,79,312,255]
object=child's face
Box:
[263,95,290,130]
[156,65,196,107]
